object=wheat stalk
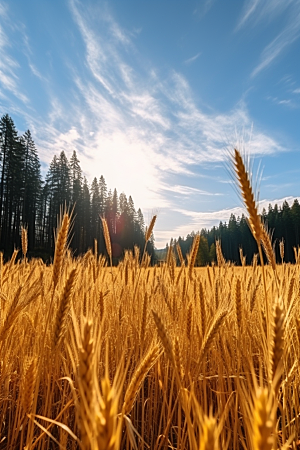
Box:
[123,345,160,415]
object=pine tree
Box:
[21,130,42,251]
[91,177,101,251]
[80,177,91,252]
[70,151,83,254]
[0,114,22,253]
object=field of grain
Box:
[1,227,300,449]
[1,150,300,449]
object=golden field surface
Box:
[0,221,300,450]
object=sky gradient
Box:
[1,0,299,247]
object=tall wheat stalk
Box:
[233,149,270,337]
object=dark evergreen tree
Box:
[21,130,42,251]
[0,114,20,253]
[80,177,91,252]
[91,177,101,250]
[69,151,83,254]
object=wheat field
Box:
[0,150,300,449]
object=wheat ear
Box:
[140,292,148,342]
[199,281,206,337]
[21,358,38,416]
[233,149,261,243]
[269,301,284,391]
[123,344,160,415]
[252,388,273,450]
[260,224,276,272]
[186,301,193,341]
[199,311,226,362]
[52,213,70,288]
[96,374,119,450]
[152,310,174,365]
[21,226,28,261]
[188,234,200,279]
[145,215,157,242]
[235,277,242,330]
[200,416,217,450]
[280,239,284,264]
[176,243,184,266]
[8,249,18,269]
[174,336,184,380]
[53,268,77,349]
[216,240,225,267]
[101,217,112,261]
[77,319,94,448]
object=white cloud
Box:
[235,0,261,30]
[251,12,300,77]
[236,0,295,30]
[236,1,300,77]
[184,52,202,65]
[162,184,223,196]
[28,63,45,81]
[0,7,31,104]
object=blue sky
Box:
[0,0,300,247]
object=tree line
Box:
[0,114,154,262]
[171,199,300,266]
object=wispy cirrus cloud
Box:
[184,52,201,65]
[236,0,296,30]
[193,0,217,18]
[235,0,260,30]
[251,11,300,77]
[0,19,29,104]
[236,0,300,77]
[161,184,223,196]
